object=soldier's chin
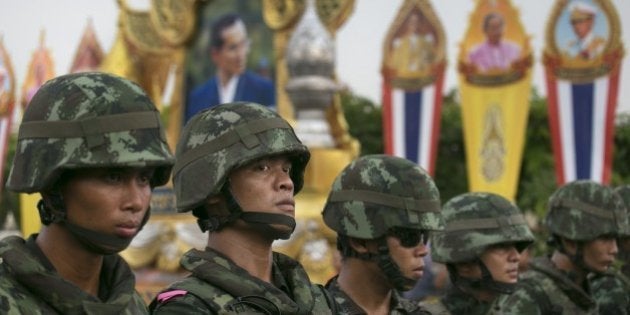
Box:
[270,224,294,240]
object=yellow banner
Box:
[458,0,533,201]
[460,74,531,200]
[20,193,41,236]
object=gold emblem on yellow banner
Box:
[458,0,533,200]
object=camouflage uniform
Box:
[588,184,630,315]
[0,236,146,314]
[421,287,510,315]
[590,270,630,315]
[422,192,534,315]
[150,102,334,314]
[326,276,421,315]
[0,72,174,314]
[504,180,628,315]
[150,248,332,314]
[322,154,443,315]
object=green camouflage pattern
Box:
[0,235,147,314]
[503,256,598,315]
[322,154,443,239]
[419,286,511,315]
[150,248,333,314]
[590,270,630,315]
[546,180,627,241]
[174,102,310,212]
[325,276,431,314]
[7,72,174,193]
[614,185,630,237]
[430,192,534,264]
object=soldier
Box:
[420,192,535,314]
[322,154,443,314]
[149,102,335,314]
[589,184,630,315]
[505,180,626,314]
[0,72,174,313]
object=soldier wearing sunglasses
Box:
[420,192,535,314]
[322,154,444,314]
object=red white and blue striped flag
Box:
[546,67,620,184]
[382,70,445,175]
[543,0,624,185]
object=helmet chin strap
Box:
[38,196,150,255]
[223,187,296,240]
[341,236,416,291]
[374,238,417,291]
[555,236,594,276]
[447,260,516,295]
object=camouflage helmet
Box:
[613,185,630,237]
[546,180,627,241]
[322,154,443,239]
[431,192,534,264]
[7,72,174,193]
[173,102,310,213]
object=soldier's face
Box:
[386,233,428,283]
[479,242,521,283]
[61,167,154,241]
[229,155,295,217]
[582,236,618,273]
[211,21,250,79]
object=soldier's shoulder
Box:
[150,277,228,313]
[0,278,47,315]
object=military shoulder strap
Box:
[149,280,226,313]
[418,298,450,315]
[316,283,338,314]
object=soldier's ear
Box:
[348,237,370,253]
[560,238,578,255]
[454,261,480,279]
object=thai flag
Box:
[546,68,620,185]
[382,71,445,175]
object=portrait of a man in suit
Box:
[186,13,275,121]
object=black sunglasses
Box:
[388,228,430,248]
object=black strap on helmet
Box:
[173,117,292,176]
[374,238,418,291]
[328,189,440,225]
[446,259,516,295]
[199,184,296,240]
[17,111,163,149]
[444,213,526,231]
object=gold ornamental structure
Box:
[100,0,359,292]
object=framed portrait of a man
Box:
[544,0,623,81]
[458,0,532,85]
[184,0,275,122]
[382,0,446,90]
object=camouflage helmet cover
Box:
[7,72,174,193]
[613,185,630,237]
[322,154,443,239]
[173,102,310,212]
[431,192,535,264]
[546,180,627,241]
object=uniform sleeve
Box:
[150,294,217,315]
[501,283,544,315]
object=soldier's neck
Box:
[551,250,587,285]
[338,259,393,314]
[208,227,274,282]
[36,225,103,297]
